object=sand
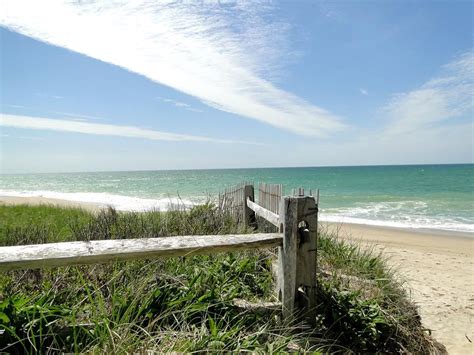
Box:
[0,195,103,212]
[324,222,474,355]
[1,196,472,353]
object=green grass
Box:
[0,204,443,353]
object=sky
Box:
[0,0,472,174]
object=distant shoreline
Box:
[0,195,103,212]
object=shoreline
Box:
[324,220,473,240]
[1,194,472,236]
[322,221,473,252]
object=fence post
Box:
[277,196,298,319]
[277,194,318,323]
[243,184,255,228]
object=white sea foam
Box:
[0,190,196,211]
[319,214,474,233]
[320,200,474,233]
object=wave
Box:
[319,214,474,233]
[0,190,196,212]
[321,200,473,233]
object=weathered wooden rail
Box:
[0,183,319,323]
[246,198,280,228]
[0,233,282,271]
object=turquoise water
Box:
[1,164,473,233]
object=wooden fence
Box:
[0,183,319,323]
[217,181,253,222]
[258,182,283,214]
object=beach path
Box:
[326,223,474,355]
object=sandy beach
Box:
[324,222,474,355]
[0,195,104,212]
[1,196,472,353]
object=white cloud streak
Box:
[19,135,46,141]
[156,97,203,113]
[0,0,345,137]
[35,93,63,99]
[383,51,473,135]
[51,111,106,121]
[0,113,259,145]
[359,88,368,96]
[3,104,27,109]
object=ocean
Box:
[1,164,473,233]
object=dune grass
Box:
[0,204,442,353]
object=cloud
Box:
[294,120,473,167]
[156,97,203,113]
[0,0,345,137]
[35,93,63,99]
[19,135,46,141]
[3,104,27,109]
[0,113,259,145]
[383,51,473,135]
[51,111,106,121]
[359,88,368,96]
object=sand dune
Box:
[325,223,474,355]
[0,195,103,211]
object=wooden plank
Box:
[0,233,283,271]
[232,299,282,315]
[246,198,280,227]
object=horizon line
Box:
[1,162,472,176]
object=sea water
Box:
[1,164,472,233]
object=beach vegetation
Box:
[0,204,442,353]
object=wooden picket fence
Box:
[217,181,253,222]
[0,183,319,322]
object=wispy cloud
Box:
[0,0,345,137]
[383,51,473,135]
[0,113,259,145]
[35,93,63,100]
[19,135,46,141]
[3,104,27,109]
[2,104,107,122]
[156,96,203,113]
[359,88,369,96]
[51,111,106,121]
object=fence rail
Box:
[0,233,282,272]
[246,198,280,228]
[0,182,319,324]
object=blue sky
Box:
[1,0,472,174]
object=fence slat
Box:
[0,233,283,271]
